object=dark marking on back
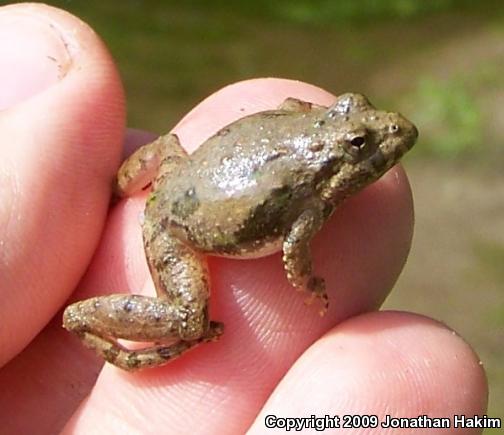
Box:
[235,185,295,243]
[171,187,201,219]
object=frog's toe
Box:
[303,276,329,315]
[205,321,224,341]
[318,293,329,317]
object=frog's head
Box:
[322,93,418,197]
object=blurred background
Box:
[30,0,504,430]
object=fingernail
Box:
[0,9,75,110]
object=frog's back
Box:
[183,109,327,199]
[150,109,328,256]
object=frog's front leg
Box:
[282,206,329,315]
[114,133,187,198]
[63,226,223,371]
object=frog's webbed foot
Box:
[114,133,188,198]
[282,206,329,316]
[73,325,223,371]
[278,97,327,112]
[63,295,224,371]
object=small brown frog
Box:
[63,93,418,371]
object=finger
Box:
[63,78,414,434]
[0,3,124,366]
[0,125,198,435]
[0,128,150,435]
[249,311,488,434]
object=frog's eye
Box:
[347,135,367,154]
[350,136,366,147]
[342,132,368,161]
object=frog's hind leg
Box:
[76,325,222,371]
[142,223,222,340]
[282,206,329,316]
[278,97,327,112]
[63,227,224,371]
[63,294,224,371]
[114,133,188,198]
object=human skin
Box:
[0,4,487,435]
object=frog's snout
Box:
[400,114,418,144]
[384,113,418,156]
[404,119,418,150]
[367,113,417,173]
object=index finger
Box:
[64,78,414,434]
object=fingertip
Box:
[318,164,414,311]
[0,5,66,109]
[252,311,487,430]
[0,3,124,116]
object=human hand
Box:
[0,4,487,434]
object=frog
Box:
[63,93,418,371]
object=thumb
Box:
[0,3,125,366]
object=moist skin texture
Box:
[63,93,418,371]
